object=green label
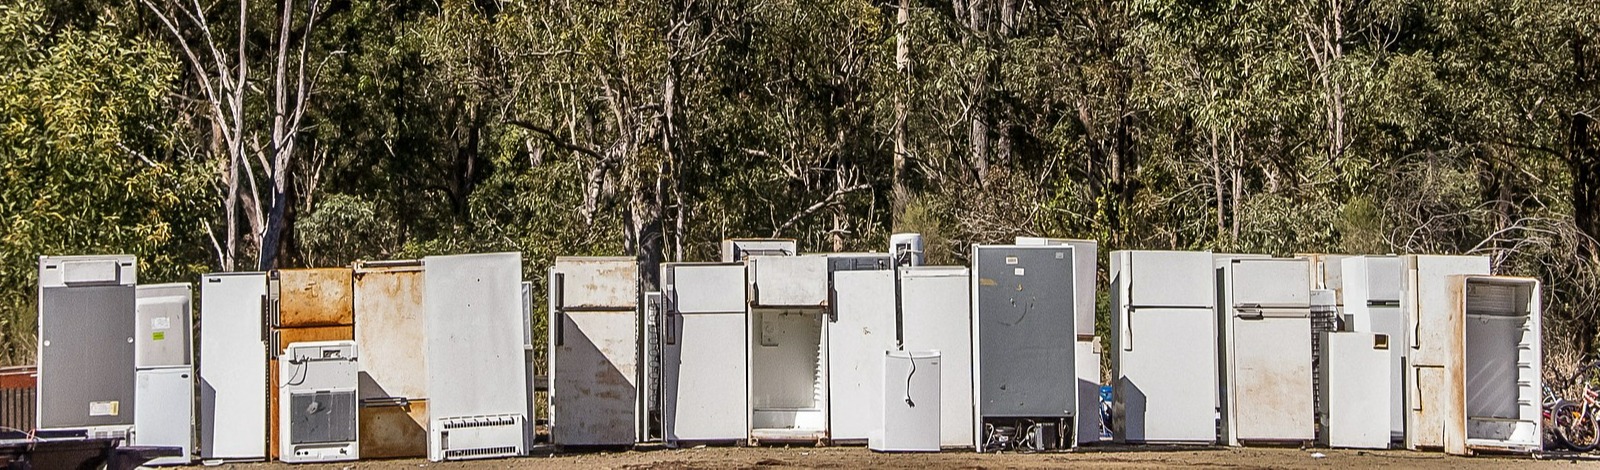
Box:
[152,331,165,341]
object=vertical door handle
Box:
[551,272,565,347]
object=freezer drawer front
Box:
[748,255,829,307]
[973,246,1075,418]
[273,268,355,327]
[1228,316,1314,442]
[1124,251,1215,308]
[135,284,192,369]
[39,285,136,429]
[663,313,748,442]
[827,270,896,441]
[899,267,973,447]
[1113,308,1217,443]
[665,264,747,313]
[353,261,428,458]
[553,257,639,309]
[552,310,640,445]
[199,272,269,460]
[135,367,195,465]
[1227,259,1311,308]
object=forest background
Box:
[2,0,1598,379]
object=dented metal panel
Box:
[353,260,428,458]
[550,258,641,446]
[274,268,355,327]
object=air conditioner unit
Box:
[278,341,358,463]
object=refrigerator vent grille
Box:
[443,416,520,429]
[445,446,517,459]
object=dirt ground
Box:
[218,444,1600,469]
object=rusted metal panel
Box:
[353,260,428,458]
[553,257,639,309]
[268,325,354,459]
[273,268,355,327]
[0,365,35,388]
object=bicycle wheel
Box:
[1555,401,1600,452]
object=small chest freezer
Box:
[1318,332,1391,449]
[870,351,940,452]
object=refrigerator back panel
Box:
[424,253,528,461]
[1125,251,1215,308]
[550,258,640,446]
[352,260,428,459]
[198,272,269,461]
[135,283,192,369]
[898,266,973,447]
[38,254,138,431]
[827,269,897,442]
[279,341,359,463]
[972,245,1075,418]
[661,263,748,443]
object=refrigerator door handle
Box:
[663,289,678,345]
[552,272,565,347]
[1119,306,1132,351]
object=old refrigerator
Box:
[1013,237,1102,446]
[869,351,941,452]
[660,263,748,445]
[199,272,268,462]
[36,255,137,436]
[134,283,194,465]
[971,245,1075,451]
[746,255,831,444]
[1218,257,1313,446]
[1458,276,1542,454]
[1318,331,1391,449]
[898,266,973,448]
[278,340,359,462]
[548,257,641,446]
[826,259,895,443]
[1110,250,1217,445]
[352,260,429,458]
[1341,255,1405,440]
[1401,255,1490,452]
[268,267,356,460]
[424,253,529,461]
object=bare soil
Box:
[218,444,1600,469]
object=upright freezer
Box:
[548,257,641,447]
[972,245,1075,451]
[826,268,896,443]
[1110,250,1217,445]
[134,283,194,466]
[1458,276,1542,454]
[424,253,529,461]
[36,255,137,436]
[898,266,974,448]
[1341,255,1405,440]
[199,272,269,462]
[352,260,429,458]
[746,255,831,444]
[1218,257,1313,446]
[660,263,748,445]
[1401,255,1490,452]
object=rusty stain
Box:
[555,257,639,310]
[276,268,355,327]
[360,400,429,458]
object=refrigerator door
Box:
[1320,332,1391,449]
[826,270,896,442]
[972,246,1075,418]
[1227,259,1311,309]
[135,283,192,369]
[1222,259,1313,445]
[550,258,640,446]
[352,261,428,459]
[899,267,973,447]
[1113,308,1217,444]
[1126,251,1215,308]
[199,272,269,461]
[423,253,528,461]
[1402,255,1490,452]
[662,263,748,443]
[135,367,195,465]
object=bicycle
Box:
[1549,362,1600,452]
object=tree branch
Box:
[507,120,605,160]
[772,183,872,237]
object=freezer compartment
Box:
[1115,251,1215,309]
[552,257,639,309]
[135,283,192,369]
[899,266,974,448]
[198,272,269,461]
[352,260,428,458]
[721,238,798,262]
[749,308,828,442]
[1461,276,1542,453]
[272,268,355,327]
[748,255,830,307]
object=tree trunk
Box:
[966,0,991,186]
[891,0,910,217]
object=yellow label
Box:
[152,331,165,341]
[978,278,998,286]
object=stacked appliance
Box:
[869,351,941,452]
[1401,255,1490,453]
[278,340,359,462]
[134,283,195,465]
[898,266,973,448]
[1110,250,1217,445]
[199,272,269,462]
[721,238,798,262]
[268,268,356,460]
[548,257,641,447]
[825,254,895,443]
[1341,255,1406,442]
[1317,331,1391,449]
[424,253,529,461]
[1217,257,1314,446]
[37,255,138,438]
[660,262,749,445]
[745,255,831,444]
[1016,237,1101,445]
[352,260,429,458]
[1456,275,1542,455]
[971,245,1075,451]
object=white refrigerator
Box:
[198,272,269,462]
[827,269,896,443]
[1218,257,1313,446]
[134,283,194,466]
[1341,255,1405,440]
[549,257,641,447]
[424,253,528,461]
[1110,250,1217,445]
[898,266,973,447]
[661,263,749,445]
[1401,255,1490,452]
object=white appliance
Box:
[548,257,640,446]
[889,233,924,267]
[870,350,941,452]
[1014,237,1099,339]
[134,283,194,465]
[1341,255,1405,440]
[1218,257,1314,446]
[721,238,798,261]
[36,255,137,438]
[1401,255,1490,453]
[199,272,268,462]
[660,263,748,445]
[827,269,896,443]
[278,340,359,463]
[1075,339,1102,445]
[351,260,429,459]
[898,266,973,448]
[1110,250,1217,444]
[1459,275,1542,454]
[972,245,1076,452]
[1318,331,1391,449]
[746,255,831,443]
[424,253,528,461]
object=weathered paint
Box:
[268,325,355,459]
[353,260,428,458]
[551,257,640,446]
[554,257,639,309]
[1400,255,1489,452]
[275,268,355,327]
